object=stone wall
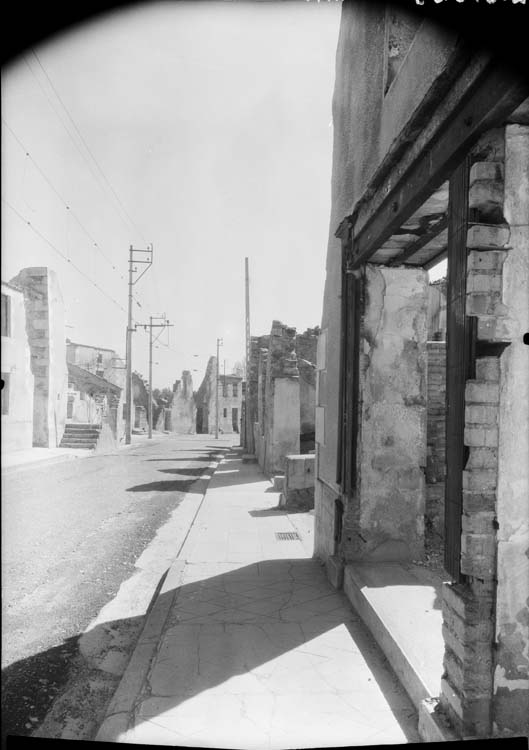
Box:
[1,282,34,452]
[338,265,428,563]
[426,341,446,544]
[440,126,529,738]
[263,322,300,475]
[297,328,318,447]
[280,454,315,511]
[171,370,196,434]
[10,268,67,448]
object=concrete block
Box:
[462,469,497,492]
[466,272,502,294]
[460,533,496,563]
[460,552,496,580]
[469,161,503,184]
[468,182,504,213]
[475,357,500,382]
[476,316,511,342]
[465,404,498,426]
[462,490,496,514]
[466,291,506,317]
[467,224,510,249]
[461,511,496,535]
[468,250,506,273]
[464,427,499,448]
[465,381,500,404]
[466,447,497,470]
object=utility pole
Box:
[125,244,153,445]
[244,257,251,452]
[215,337,223,439]
[136,314,173,439]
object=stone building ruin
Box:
[314,2,528,740]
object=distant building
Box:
[171,370,196,434]
[196,358,243,435]
[8,267,68,448]
[1,281,35,452]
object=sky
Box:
[2,1,445,390]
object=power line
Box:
[2,115,146,314]
[22,51,147,251]
[3,118,125,279]
[2,196,140,320]
[30,49,149,246]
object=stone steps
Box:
[60,423,101,450]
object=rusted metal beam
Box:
[348,63,527,269]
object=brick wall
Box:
[439,128,520,738]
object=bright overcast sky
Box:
[2,1,342,389]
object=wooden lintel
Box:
[423,250,448,271]
[388,214,448,266]
[350,63,527,269]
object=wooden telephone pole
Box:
[125,244,153,444]
[136,314,174,438]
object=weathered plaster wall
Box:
[262,322,300,475]
[171,371,196,434]
[315,0,458,563]
[265,378,300,475]
[281,454,315,511]
[245,335,270,452]
[10,268,67,447]
[1,283,34,452]
[493,124,529,735]
[299,360,316,439]
[296,327,318,442]
[342,265,428,563]
[47,271,68,446]
[426,341,446,543]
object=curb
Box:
[94,451,226,742]
[2,452,83,473]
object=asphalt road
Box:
[1,434,235,742]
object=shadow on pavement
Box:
[99,558,419,744]
[3,558,420,745]
[157,467,214,478]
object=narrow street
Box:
[1,434,236,741]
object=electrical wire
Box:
[2,118,127,281]
[3,116,146,314]
[2,196,139,320]
[29,49,149,245]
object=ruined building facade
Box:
[246,321,319,476]
[196,357,243,435]
[315,1,528,739]
[171,370,196,434]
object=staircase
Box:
[60,423,101,450]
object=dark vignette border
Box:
[1,0,529,83]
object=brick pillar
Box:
[439,127,527,738]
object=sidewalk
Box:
[1,432,157,472]
[96,448,421,748]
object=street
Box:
[1,434,236,741]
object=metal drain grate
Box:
[275,531,301,541]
